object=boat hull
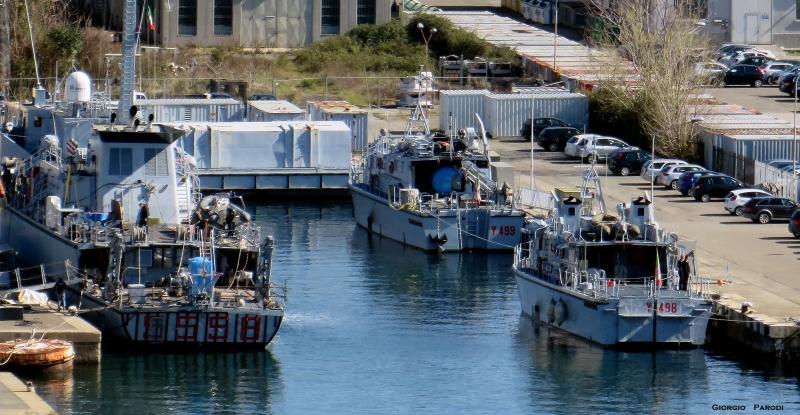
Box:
[78,293,283,348]
[514,268,712,346]
[350,185,524,251]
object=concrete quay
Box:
[486,136,800,358]
[0,372,55,414]
[0,305,101,364]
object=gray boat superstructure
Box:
[348,104,525,251]
[513,167,713,346]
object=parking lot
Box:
[705,82,800,124]
[491,137,800,320]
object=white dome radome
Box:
[65,71,92,102]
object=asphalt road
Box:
[490,137,800,321]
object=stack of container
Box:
[307,101,369,152]
[247,100,304,122]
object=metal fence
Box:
[711,146,756,185]
[713,145,800,202]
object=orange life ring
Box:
[388,161,394,173]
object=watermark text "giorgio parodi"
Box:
[711,404,784,411]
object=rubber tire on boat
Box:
[549,142,559,152]
[700,193,711,202]
[620,167,631,176]
[758,212,771,224]
[734,206,743,216]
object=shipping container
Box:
[307,101,369,152]
[481,93,589,138]
[135,99,244,123]
[438,90,491,134]
[247,100,304,122]
[164,121,352,170]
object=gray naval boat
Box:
[513,167,713,346]
[349,103,525,252]
[0,111,286,348]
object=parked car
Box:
[741,197,799,223]
[761,62,796,84]
[0,94,6,114]
[248,93,277,101]
[720,51,775,67]
[777,66,800,86]
[564,135,635,163]
[678,171,721,196]
[692,175,744,202]
[719,65,763,87]
[521,118,575,141]
[723,188,773,216]
[657,164,706,189]
[640,159,687,183]
[607,149,652,176]
[207,92,232,99]
[694,62,727,84]
[713,44,753,60]
[535,127,582,151]
[788,210,800,237]
[736,56,773,68]
[767,159,798,169]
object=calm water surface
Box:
[27,200,800,414]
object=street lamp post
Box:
[794,77,798,174]
[553,0,558,73]
[417,23,437,113]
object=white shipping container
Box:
[482,93,588,137]
[163,121,352,170]
[307,101,368,152]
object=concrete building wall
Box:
[115,0,393,49]
[702,0,800,46]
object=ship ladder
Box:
[200,229,216,273]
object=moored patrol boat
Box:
[349,93,525,252]
[513,167,712,346]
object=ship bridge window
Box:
[144,148,169,176]
[109,148,133,176]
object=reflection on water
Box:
[19,200,800,413]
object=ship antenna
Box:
[23,0,42,89]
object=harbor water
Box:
[24,200,800,413]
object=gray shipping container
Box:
[702,132,800,167]
[247,100,305,122]
[136,99,244,123]
[482,93,588,138]
[307,101,368,152]
[438,90,491,134]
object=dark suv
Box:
[741,197,798,224]
[789,210,800,237]
[521,118,574,141]
[720,65,763,87]
[692,175,743,202]
[607,149,652,176]
[536,127,581,151]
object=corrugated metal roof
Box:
[439,89,491,96]
[703,128,797,135]
[159,121,349,132]
[306,101,366,114]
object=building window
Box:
[178,0,197,35]
[321,0,340,35]
[144,148,169,177]
[357,0,376,25]
[109,148,133,176]
[214,0,233,36]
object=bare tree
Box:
[586,0,710,159]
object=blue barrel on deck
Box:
[431,166,459,195]
[189,257,213,275]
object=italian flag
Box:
[147,6,156,31]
